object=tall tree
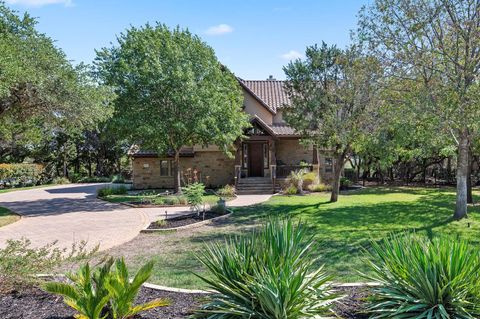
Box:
[359,0,480,219]
[283,43,380,202]
[96,24,249,193]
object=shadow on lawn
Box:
[189,188,480,279]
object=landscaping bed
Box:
[0,286,205,319]
[0,284,370,318]
[147,211,229,229]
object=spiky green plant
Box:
[44,258,168,319]
[195,218,335,319]
[364,233,480,319]
[44,259,113,319]
[106,258,169,319]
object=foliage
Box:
[210,203,227,215]
[111,175,125,184]
[52,176,71,185]
[77,176,111,183]
[364,233,480,318]
[283,42,380,202]
[45,258,168,319]
[182,182,205,213]
[307,183,332,192]
[96,23,249,192]
[0,238,97,291]
[0,163,44,187]
[358,0,480,219]
[195,218,335,319]
[97,186,127,197]
[216,184,236,198]
[284,185,298,195]
[286,169,306,193]
[339,177,352,189]
[302,171,317,189]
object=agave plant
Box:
[195,218,335,319]
[106,258,169,319]
[45,258,168,319]
[364,233,480,319]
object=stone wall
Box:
[276,139,313,165]
[132,151,235,190]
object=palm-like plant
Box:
[364,233,480,319]
[195,218,335,319]
[106,258,169,319]
[44,259,113,319]
[44,258,168,319]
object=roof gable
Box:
[238,78,291,114]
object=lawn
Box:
[0,206,19,227]
[99,186,480,289]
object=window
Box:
[160,160,171,176]
[324,158,333,173]
[263,143,269,169]
[242,143,248,169]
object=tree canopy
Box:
[95,23,249,192]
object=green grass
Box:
[0,206,19,227]
[0,184,53,194]
[101,186,480,288]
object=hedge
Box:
[0,164,45,187]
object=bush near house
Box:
[216,184,236,197]
[0,164,45,187]
[308,183,332,192]
[97,186,128,197]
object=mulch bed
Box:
[0,286,206,319]
[147,211,227,229]
[0,284,372,319]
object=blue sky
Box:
[6,0,369,79]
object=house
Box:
[130,76,334,193]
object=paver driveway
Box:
[0,183,148,251]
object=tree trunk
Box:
[330,153,345,202]
[316,147,321,182]
[173,150,182,194]
[455,134,469,220]
[467,148,473,204]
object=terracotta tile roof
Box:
[270,123,299,136]
[238,79,291,114]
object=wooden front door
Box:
[248,143,264,177]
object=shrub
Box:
[217,184,236,197]
[182,182,205,213]
[0,238,97,291]
[45,258,168,319]
[163,196,180,206]
[286,169,307,193]
[308,183,332,192]
[52,176,71,185]
[340,177,352,189]
[78,176,111,183]
[284,185,298,195]
[210,203,227,215]
[195,218,335,319]
[302,172,317,189]
[97,186,127,197]
[111,174,125,184]
[177,195,188,205]
[0,163,44,187]
[364,234,480,318]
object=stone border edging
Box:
[140,209,233,233]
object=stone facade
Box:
[132,150,235,190]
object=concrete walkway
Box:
[0,184,272,251]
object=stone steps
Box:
[237,178,274,195]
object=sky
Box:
[6,0,370,80]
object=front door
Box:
[248,143,264,177]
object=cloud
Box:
[5,0,73,7]
[205,24,234,36]
[280,50,304,60]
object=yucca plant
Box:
[364,233,480,319]
[44,258,168,319]
[106,258,169,319]
[195,218,335,319]
[44,259,113,319]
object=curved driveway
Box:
[0,183,272,252]
[0,184,148,251]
